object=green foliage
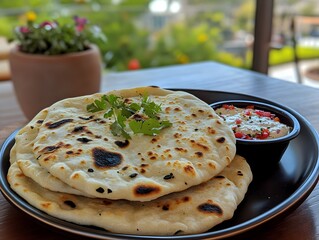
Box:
[0,0,49,8]
[143,21,222,68]
[7,1,319,71]
[93,12,149,70]
[12,16,106,55]
[269,46,319,66]
[217,52,246,68]
[0,17,18,38]
[58,0,149,6]
[0,2,253,70]
[234,0,255,32]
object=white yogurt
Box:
[215,104,291,140]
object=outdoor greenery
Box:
[0,0,318,71]
[269,46,319,66]
[12,15,106,55]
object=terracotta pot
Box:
[9,45,102,120]
[304,66,319,81]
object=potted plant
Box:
[9,13,106,120]
[304,64,319,81]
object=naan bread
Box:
[12,109,91,196]
[8,155,252,235]
[15,87,236,201]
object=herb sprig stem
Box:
[86,94,172,139]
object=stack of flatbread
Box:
[7,86,252,235]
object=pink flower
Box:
[19,26,29,33]
[40,21,57,29]
[76,25,85,32]
[73,16,87,32]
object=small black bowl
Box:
[210,100,300,172]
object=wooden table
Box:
[1,61,319,239]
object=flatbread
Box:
[8,155,252,235]
[15,87,236,201]
[12,109,91,196]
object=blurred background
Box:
[0,0,319,86]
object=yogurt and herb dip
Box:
[215,104,291,140]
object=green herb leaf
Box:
[105,94,121,108]
[103,109,113,118]
[159,120,173,129]
[110,117,131,139]
[110,121,131,140]
[87,93,172,139]
[110,121,121,136]
[141,94,162,118]
[111,111,131,139]
[87,95,107,112]
[121,107,135,118]
[116,112,127,128]
[129,119,172,136]
[129,103,141,112]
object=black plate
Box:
[1,89,319,239]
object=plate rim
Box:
[1,89,319,239]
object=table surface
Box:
[1,61,319,240]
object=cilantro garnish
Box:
[110,110,131,139]
[129,119,172,136]
[86,93,172,139]
[141,94,162,118]
[86,95,107,112]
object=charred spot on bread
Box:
[217,137,226,143]
[77,137,92,144]
[129,173,138,178]
[163,173,174,180]
[79,116,94,120]
[151,138,158,143]
[96,187,105,193]
[92,147,122,168]
[40,142,71,154]
[41,146,59,153]
[215,175,225,179]
[114,140,130,148]
[207,127,216,134]
[183,196,190,202]
[183,165,195,175]
[197,202,223,215]
[132,113,144,121]
[195,151,203,158]
[64,200,76,208]
[72,126,87,133]
[162,204,170,211]
[41,202,51,209]
[46,119,73,129]
[122,166,129,171]
[134,184,161,196]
